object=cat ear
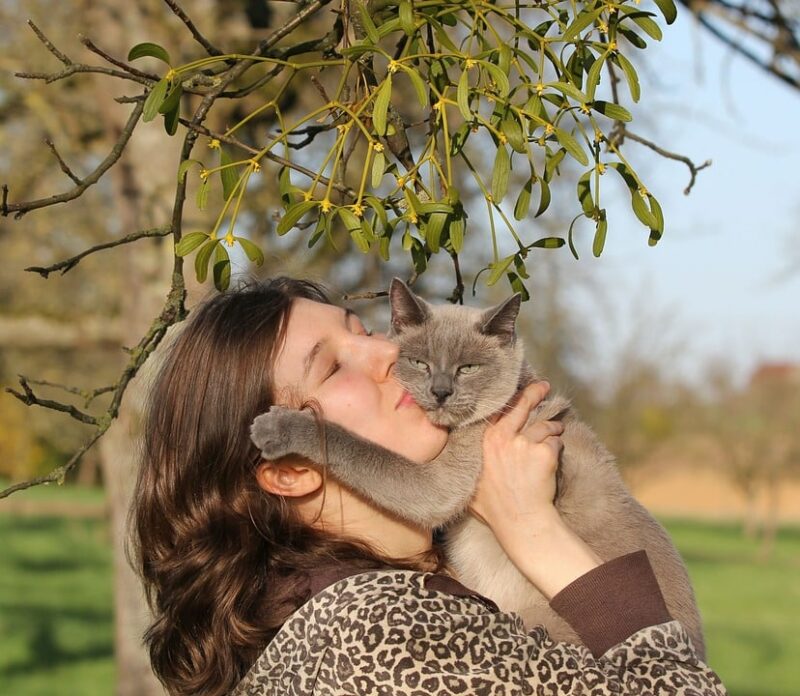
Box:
[479,294,521,343]
[389,277,430,333]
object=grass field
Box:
[1,484,798,695]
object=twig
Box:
[1,100,145,218]
[622,129,712,194]
[26,225,172,278]
[15,63,152,87]
[23,379,117,408]
[448,251,465,304]
[44,139,82,185]
[27,20,72,65]
[163,0,225,57]
[79,35,160,81]
[6,375,98,425]
[341,289,388,300]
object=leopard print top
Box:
[232,570,727,695]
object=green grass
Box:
[0,485,798,695]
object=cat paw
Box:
[250,405,309,460]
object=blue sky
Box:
[566,7,800,388]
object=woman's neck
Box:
[298,479,433,563]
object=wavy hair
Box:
[130,277,443,696]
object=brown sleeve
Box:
[549,549,673,658]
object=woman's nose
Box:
[356,333,398,380]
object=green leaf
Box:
[624,12,663,41]
[308,214,329,249]
[158,83,182,114]
[481,61,510,98]
[128,42,171,65]
[514,177,533,220]
[373,77,392,136]
[508,272,530,302]
[237,237,264,266]
[487,255,515,286]
[613,53,641,102]
[577,170,594,216]
[653,0,678,24]
[555,129,588,166]
[401,66,428,107]
[457,69,472,121]
[356,0,380,43]
[617,26,648,50]
[649,194,664,233]
[196,178,210,210]
[277,200,316,235]
[175,232,208,257]
[364,195,389,230]
[143,78,169,122]
[502,116,527,154]
[535,178,551,217]
[450,123,470,155]
[593,215,608,257]
[591,100,632,122]
[531,237,565,249]
[585,51,607,101]
[449,216,465,253]
[194,238,218,283]
[377,18,402,37]
[607,162,638,191]
[213,243,231,291]
[220,148,239,200]
[562,8,604,43]
[632,191,658,228]
[548,81,588,103]
[350,228,371,253]
[410,238,428,273]
[544,148,566,182]
[371,150,386,189]
[338,207,363,233]
[163,102,180,135]
[425,212,448,252]
[339,42,374,58]
[177,159,203,183]
[417,202,454,215]
[432,22,459,53]
[497,45,512,75]
[491,144,511,202]
[399,0,415,36]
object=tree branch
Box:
[6,375,99,425]
[25,226,172,278]
[23,378,117,408]
[44,138,82,185]
[163,0,225,57]
[621,129,713,195]
[1,100,145,218]
[79,35,160,81]
[26,20,72,65]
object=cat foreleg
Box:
[250,406,460,529]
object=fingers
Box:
[522,418,564,443]
[491,380,550,434]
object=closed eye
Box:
[325,360,341,381]
[408,358,430,371]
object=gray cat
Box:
[251,279,706,658]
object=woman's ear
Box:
[255,459,323,497]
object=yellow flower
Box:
[303,191,313,201]
[373,142,384,152]
[580,103,591,114]
[638,186,649,197]
[544,123,555,135]
[465,58,477,70]
[199,169,210,180]
[388,60,400,74]
[497,133,508,144]
[407,212,418,224]
[165,69,178,83]
[596,162,606,174]
[535,82,544,95]
[485,193,494,203]
[352,203,365,218]
[598,21,608,33]
[320,199,332,213]
[224,234,235,247]
[608,41,618,52]
[594,128,604,143]
[208,138,221,150]
[249,159,261,172]
[397,176,406,187]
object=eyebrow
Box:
[301,308,355,381]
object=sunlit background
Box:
[1,1,798,694]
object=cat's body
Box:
[251,280,705,658]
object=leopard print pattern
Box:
[233,570,726,696]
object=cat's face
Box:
[388,279,525,428]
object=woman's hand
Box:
[469,381,564,543]
[469,380,603,599]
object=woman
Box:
[132,277,726,696]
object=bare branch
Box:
[14,63,152,87]
[448,251,465,305]
[622,129,713,195]
[26,225,173,278]
[23,378,117,408]
[6,375,98,425]
[79,35,160,81]
[1,100,145,219]
[163,0,225,56]
[44,138,82,185]
[27,20,72,65]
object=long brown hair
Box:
[131,277,442,696]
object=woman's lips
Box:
[396,390,417,408]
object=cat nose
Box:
[431,385,453,403]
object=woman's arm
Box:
[469,380,604,598]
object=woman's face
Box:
[272,298,448,463]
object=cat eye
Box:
[408,358,430,372]
[457,364,480,375]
